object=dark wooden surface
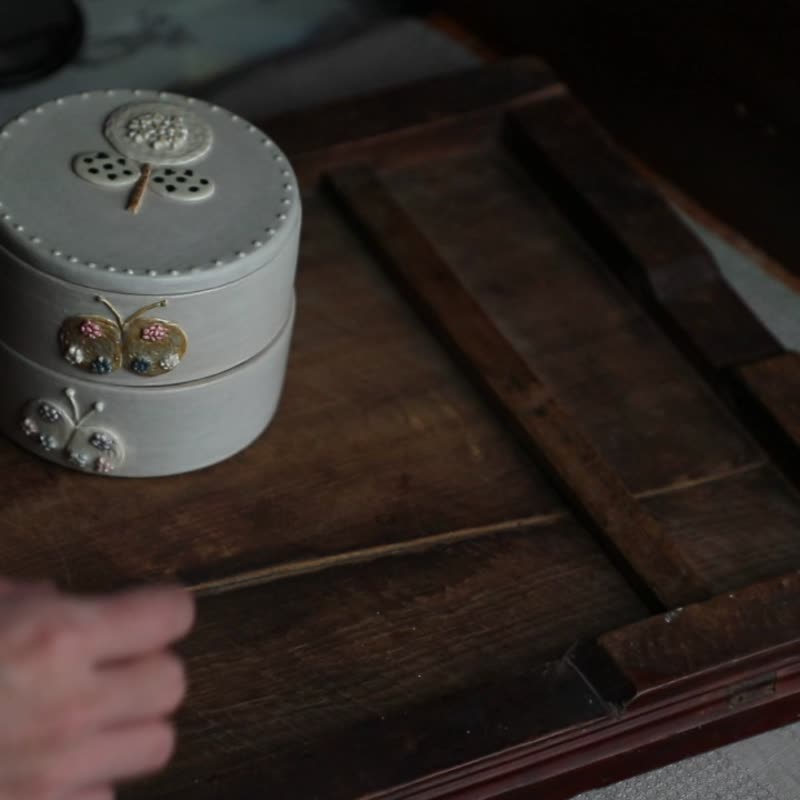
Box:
[326,164,711,611]
[0,58,798,799]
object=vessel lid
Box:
[0,89,300,294]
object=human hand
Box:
[0,579,195,800]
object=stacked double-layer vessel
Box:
[0,89,301,477]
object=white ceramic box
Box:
[0,90,301,477]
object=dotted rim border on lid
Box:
[0,89,299,279]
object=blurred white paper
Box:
[0,0,375,120]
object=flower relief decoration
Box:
[59,295,187,378]
[72,101,215,213]
[20,388,125,474]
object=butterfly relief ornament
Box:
[59,296,188,378]
[72,101,215,212]
[20,388,125,474]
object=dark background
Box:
[444,1,800,278]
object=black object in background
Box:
[0,0,83,87]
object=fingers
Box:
[91,652,187,729]
[0,584,191,800]
[49,721,175,790]
[80,586,195,664]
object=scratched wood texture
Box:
[0,59,797,799]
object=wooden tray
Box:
[1,58,798,799]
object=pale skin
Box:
[0,578,195,800]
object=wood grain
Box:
[125,520,647,799]
[737,352,800,456]
[355,570,800,800]
[124,559,800,800]
[644,464,800,594]
[326,164,711,611]
[600,569,800,695]
[131,659,607,800]
[506,96,781,370]
[381,149,760,494]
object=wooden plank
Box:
[264,57,558,159]
[193,462,800,601]
[506,96,781,370]
[0,193,561,591]
[599,569,800,697]
[125,519,647,799]
[737,352,800,457]
[357,571,800,800]
[382,149,760,495]
[325,164,711,610]
[288,109,508,189]
[643,464,800,594]
[132,661,608,800]
[127,564,800,800]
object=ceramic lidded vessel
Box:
[0,89,301,477]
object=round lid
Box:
[0,90,300,294]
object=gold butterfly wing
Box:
[59,316,123,375]
[123,317,188,377]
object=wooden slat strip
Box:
[506,97,781,371]
[507,97,800,480]
[597,568,800,695]
[324,165,712,611]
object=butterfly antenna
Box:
[126,299,168,325]
[79,401,105,429]
[63,388,80,426]
[95,296,125,330]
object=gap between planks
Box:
[191,460,765,598]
